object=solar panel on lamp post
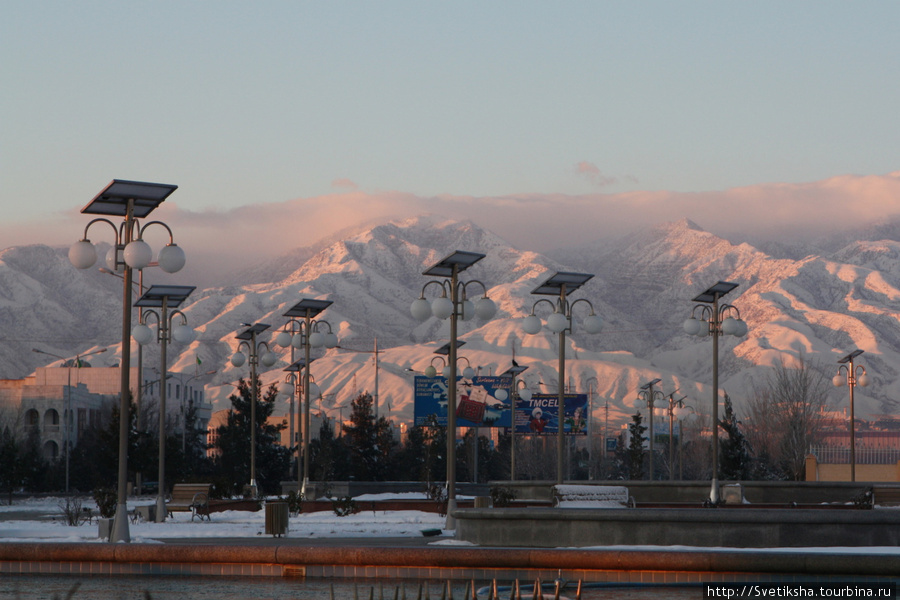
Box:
[500,363,529,481]
[68,179,183,543]
[683,281,748,505]
[521,271,602,486]
[278,298,336,498]
[634,378,663,481]
[410,251,497,528]
[833,350,869,482]
[230,323,276,498]
[133,285,196,522]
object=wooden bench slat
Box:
[166,483,212,521]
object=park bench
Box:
[552,484,634,508]
[166,483,212,521]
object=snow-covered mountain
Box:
[3,215,899,429]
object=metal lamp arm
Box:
[459,279,490,299]
[419,280,449,299]
[529,298,557,316]
[81,218,122,244]
[137,220,176,244]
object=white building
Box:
[0,365,213,462]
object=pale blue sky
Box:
[2,2,899,237]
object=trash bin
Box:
[265,502,289,537]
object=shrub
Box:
[490,486,517,508]
[425,483,448,516]
[285,490,304,515]
[331,495,358,517]
[92,487,117,519]
[58,497,84,526]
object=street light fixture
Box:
[664,392,689,480]
[633,378,663,480]
[133,284,196,522]
[280,357,319,496]
[500,363,530,481]
[68,179,182,543]
[31,347,108,493]
[833,350,870,482]
[521,271,602,485]
[277,298,336,497]
[684,281,748,504]
[230,323,277,498]
[410,250,497,527]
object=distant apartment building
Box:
[0,365,213,462]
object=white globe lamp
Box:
[474,297,497,320]
[158,243,186,273]
[132,323,154,345]
[431,297,454,320]
[68,240,97,269]
[410,298,432,321]
[583,314,603,334]
[522,315,542,335]
[275,331,292,348]
[547,312,568,333]
[260,351,277,367]
[173,325,195,344]
[123,239,152,269]
[683,318,702,336]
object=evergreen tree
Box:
[626,412,647,480]
[342,392,395,481]
[68,398,149,493]
[393,414,447,484]
[309,418,350,482]
[212,376,291,495]
[718,393,752,480]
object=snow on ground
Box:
[0,495,446,544]
[1,495,900,555]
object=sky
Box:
[3,2,900,267]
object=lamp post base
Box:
[154,495,167,523]
[110,503,131,543]
[444,498,457,530]
[709,478,720,505]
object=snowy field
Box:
[0,493,452,544]
[2,494,900,556]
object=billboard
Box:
[514,393,588,436]
[413,376,513,428]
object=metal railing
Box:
[810,445,900,465]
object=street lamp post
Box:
[500,364,530,481]
[833,350,870,482]
[410,251,497,528]
[32,347,108,493]
[684,281,748,504]
[521,271,602,485]
[68,179,184,543]
[230,323,278,498]
[277,299,337,497]
[633,379,663,480]
[664,393,689,480]
[280,357,321,495]
[132,285,196,522]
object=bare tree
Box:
[747,353,830,480]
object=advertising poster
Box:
[413,375,513,428]
[514,393,588,436]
